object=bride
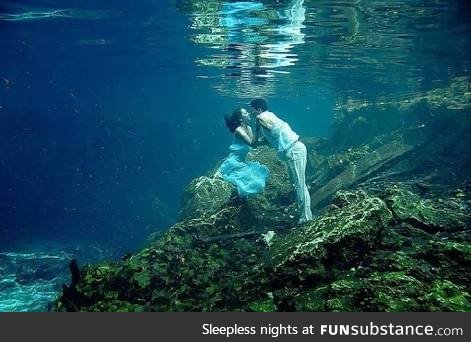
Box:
[215,108,270,197]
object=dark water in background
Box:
[0,0,236,251]
[0,0,469,310]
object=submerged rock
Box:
[386,188,471,232]
[52,110,471,311]
[179,176,234,220]
[271,192,393,274]
[52,178,470,312]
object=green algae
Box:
[387,188,471,231]
[180,176,235,220]
[54,177,470,312]
[248,298,277,312]
[420,280,471,312]
[270,193,393,272]
[133,271,151,289]
[53,115,471,312]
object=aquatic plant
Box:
[53,98,470,311]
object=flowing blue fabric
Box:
[217,135,270,197]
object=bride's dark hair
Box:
[224,108,244,133]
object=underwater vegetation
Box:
[53,82,470,312]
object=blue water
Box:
[0,0,469,311]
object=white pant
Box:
[283,141,313,223]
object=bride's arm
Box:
[235,127,255,146]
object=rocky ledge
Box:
[53,107,470,312]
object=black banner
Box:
[0,313,468,342]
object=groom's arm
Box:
[252,116,269,147]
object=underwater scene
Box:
[0,0,469,312]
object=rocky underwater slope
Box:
[54,79,471,311]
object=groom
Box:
[249,98,313,224]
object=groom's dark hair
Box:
[250,98,268,112]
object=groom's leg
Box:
[285,154,296,188]
[291,142,313,223]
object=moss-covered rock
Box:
[420,280,471,312]
[271,192,393,275]
[179,176,234,220]
[332,76,471,149]
[248,297,277,312]
[365,271,423,311]
[309,133,418,209]
[387,188,471,232]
